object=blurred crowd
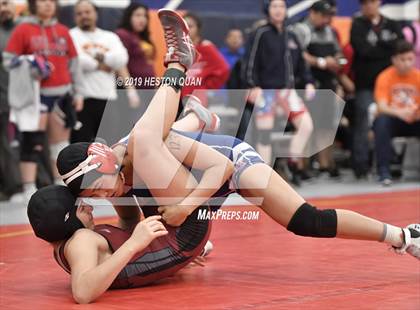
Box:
[0,0,419,202]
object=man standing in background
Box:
[0,0,20,200]
[350,0,402,178]
[69,0,128,143]
[293,0,342,179]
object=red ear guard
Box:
[88,143,119,174]
[61,143,119,185]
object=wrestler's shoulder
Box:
[66,229,108,249]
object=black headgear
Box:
[57,142,119,196]
[27,185,85,242]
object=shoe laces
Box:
[163,26,178,56]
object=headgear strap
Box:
[61,143,119,185]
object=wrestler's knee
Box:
[287,203,337,238]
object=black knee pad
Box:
[162,68,186,93]
[257,129,271,145]
[287,203,337,238]
[20,131,45,162]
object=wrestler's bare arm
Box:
[164,132,234,210]
[65,217,167,304]
[127,130,198,206]
[149,132,234,226]
[65,229,136,304]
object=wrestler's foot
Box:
[183,95,220,132]
[158,9,196,70]
[393,224,420,260]
[200,240,213,257]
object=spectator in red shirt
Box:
[182,13,230,107]
[3,0,83,201]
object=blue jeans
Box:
[373,115,420,176]
[352,90,373,174]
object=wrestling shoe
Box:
[200,240,213,257]
[158,9,196,70]
[182,95,220,132]
[393,224,420,260]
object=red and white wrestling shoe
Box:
[182,95,220,132]
[393,224,420,260]
[158,9,197,70]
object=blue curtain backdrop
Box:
[131,0,413,17]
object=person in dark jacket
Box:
[242,0,314,184]
[0,0,21,199]
[350,0,403,178]
[293,0,343,179]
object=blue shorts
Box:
[40,95,66,114]
[174,130,265,191]
[256,89,307,120]
[117,130,265,198]
[256,90,277,116]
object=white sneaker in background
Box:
[9,192,25,204]
[9,183,37,204]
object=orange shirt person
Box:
[373,40,420,185]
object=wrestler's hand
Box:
[186,256,206,268]
[129,215,168,251]
[157,205,191,227]
[191,256,206,267]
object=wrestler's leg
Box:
[127,10,200,203]
[133,10,196,142]
[128,67,203,204]
[238,163,304,226]
[238,163,403,246]
[172,113,201,132]
[173,95,220,133]
[133,63,185,142]
[135,144,198,206]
